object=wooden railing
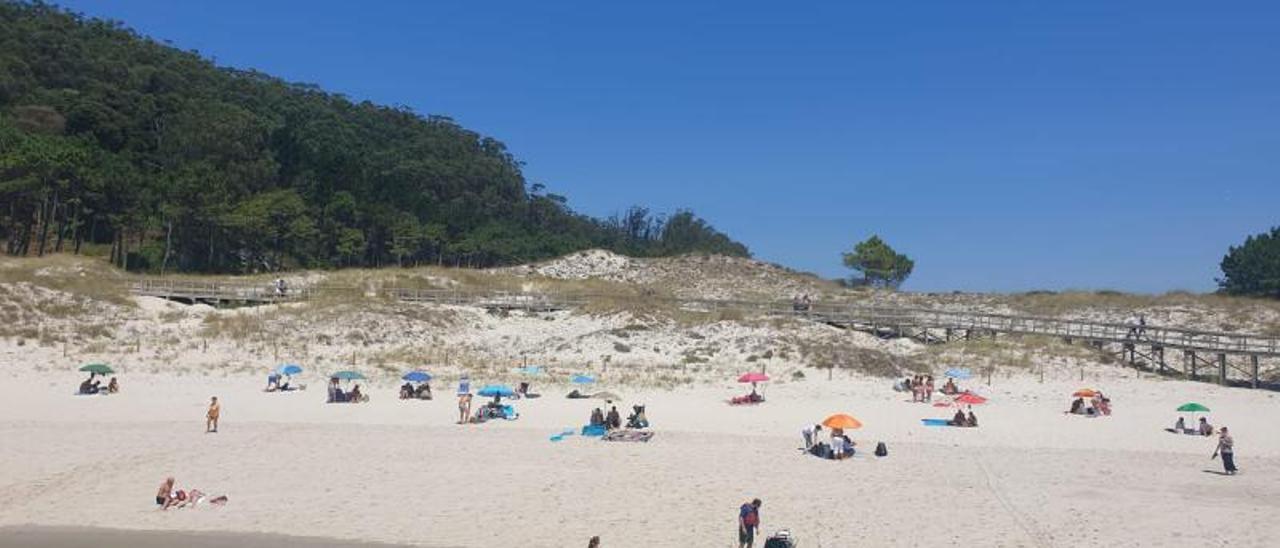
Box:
[126,279,1280,357]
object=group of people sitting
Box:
[801,425,857,460]
[399,382,433,400]
[1172,416,1214,436]
[589,406,623,430]
[264,373,298,392]
[327,378,366,403]
[155,477,227,510]
[895,375,937,402]
[1066,394,1112,416]
[730,392,766,405]
[948,407,979,427]
[78,374,118,395]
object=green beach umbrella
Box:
[79,363,114,375]
[331,370,366,381]
[1176,403,1210,413]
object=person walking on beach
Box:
[738,498,762,548]
[1213,427,1237,475]
[205,397,220,433]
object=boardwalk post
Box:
[1188,351,1197,380]
[1251,355,1260,389]
[1217,353,1227,386]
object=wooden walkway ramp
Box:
[128,279,1279,388]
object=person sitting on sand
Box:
[1199,417,1214,436]
[266,373,281,392]
[400,382,414,399]
[941,378,958,395]
[1068,397,1084,414]
[1174,416,1186,433]
[349,384,363,403]
[416,382,432,400]
[606,406,622,430]
[164,489,188,510]
[1097,395,1112,416]
[107,377,119,393]
[966,409,978,428]
[949,408,967,427]
[79,377,96,395]
[627,405,649,429]
[156,477,175,507]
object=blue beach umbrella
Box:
[332,370,366,381]
[944,368,972,380]
[402,370,432,383]
[571,375,596,385]
[477,384,516,398]
[277,364,303,376]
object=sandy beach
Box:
[1,366,1277,548]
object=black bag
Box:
[874,441,888,457]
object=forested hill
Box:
[0,2,748,273]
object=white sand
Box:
[1,368,1277,548]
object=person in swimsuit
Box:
[206,396,220,433]
[107,377,119,393]
[457,393,473,424]
[156,477,174,507]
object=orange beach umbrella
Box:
[821,414,863,430]
[1072,389,1099,398]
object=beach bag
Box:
[875,442,888,457]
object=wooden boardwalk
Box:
[128,279,1279,387]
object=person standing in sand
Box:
[206,397,220,433]
[1213,427,1237,475]
[458,393,473,424]
[738,498,762,548]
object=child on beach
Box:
[206,396,220,433]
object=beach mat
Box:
[602,430,654,443]
[921,419,952,427]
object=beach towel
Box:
[602,430,654,442]
[581,424,607,437]
[921,419,951,427]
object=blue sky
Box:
[62,1,1280,292]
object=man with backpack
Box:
[739,498,762,548]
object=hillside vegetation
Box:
[0,1,747,274]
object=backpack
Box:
[874,442,888,457]
[742,506,759,527]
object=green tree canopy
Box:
[0,1,749,272]
[1218,227,1280,298]
[842,235,914,289]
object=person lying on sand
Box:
[164,489,187,510]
